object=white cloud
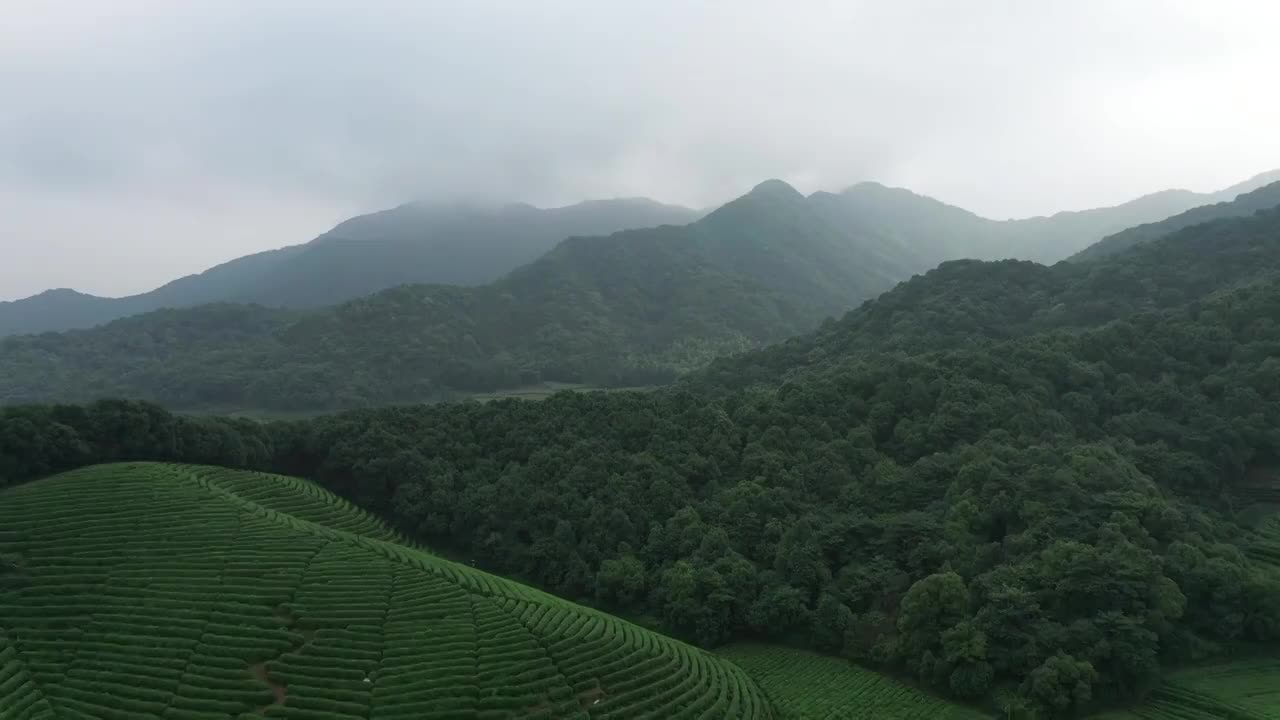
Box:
[2,0,1279,297]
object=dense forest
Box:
[0,197,698,337]
[5,206,1280,716]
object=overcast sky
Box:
[3,0,1279,299]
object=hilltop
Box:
[0,462,773,719]
[0,197,699,337]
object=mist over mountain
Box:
[0,180,917,409]
[1071,178,1280,262]
[8,168,1277,341]
[7,168,1280,410]
[0,197,698,336]
[693,201,1280,393]
[827,169,1280,267]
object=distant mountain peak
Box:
[842,180,892,192]
[12,287,100,303]
[748,179,804,199]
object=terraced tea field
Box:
[1247,516,1280,568]
[718,645,988,720]
[0,463,773,719]
[1092,658,1280,720]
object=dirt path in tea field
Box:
[250,662,288,710]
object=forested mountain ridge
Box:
[1070,179,1280,262]
[0,180,918,410]
[6,169,1276,341]
[693,205,1280,392]
[5,201,1280,716]
[827,168,1280,266]
[0,197,699,336]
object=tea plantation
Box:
[0,463,774,719]
[718,645,988,720]
[1090,659,1280,720]
[1089,516,1280,720]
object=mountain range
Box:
[825,168,1280,268]
[0,180,917,409]
[5,170,1278,340]
[1070,175,1280,262]
[0,197,699,336]
[4,171,1280,412]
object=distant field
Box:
[175,406,336,421]
[719,644,990,720]
[0,463,772,719]
[176,382,659,419]
[462,382,657,403]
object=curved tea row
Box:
[718,645,988,720]
[0,463,773,719]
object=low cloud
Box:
[2,0,1279,297]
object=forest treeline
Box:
[4,208,1280,716]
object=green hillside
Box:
[0,462,774,719]
[1070,180,1280,262]
[0,198,698,337]
[0,180,916,411]
[692,205,1280,392]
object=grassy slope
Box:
[719,645,989,720]
[0,463,773,720]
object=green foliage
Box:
[1021,654,1098,715]
[0,463,772,719]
